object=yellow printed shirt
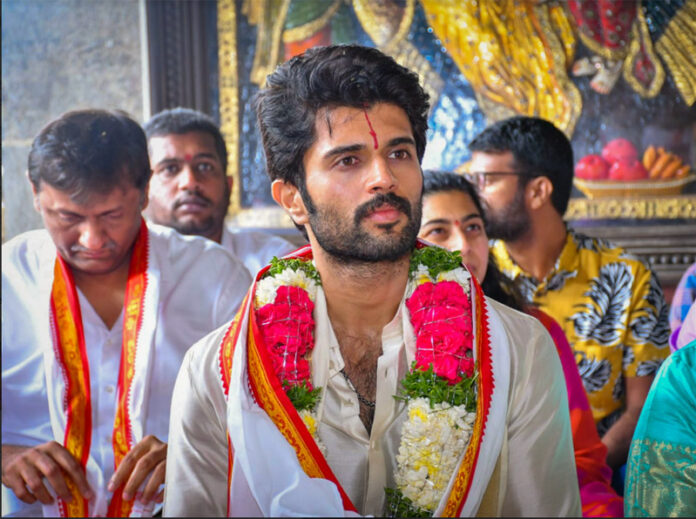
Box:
[490,229,670,433]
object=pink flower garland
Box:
[406,280,474,384]
[256,285,316,389]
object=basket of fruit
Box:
[574,138,694,199]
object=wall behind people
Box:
[1,0,149,242]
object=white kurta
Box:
[1,223,252,517]
[164,291,581,517]
[220,226,300,279]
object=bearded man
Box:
[163,45,581,517]
[143,107,296,278]
[467,116,670,474]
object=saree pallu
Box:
[624,341,696,517]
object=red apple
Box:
[608,158,648,181]
[575,154,610,180]
[601,138,638,164]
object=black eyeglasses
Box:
[464,171,533,188]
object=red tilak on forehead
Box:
[363,109,378,150]
[184,153,193,162]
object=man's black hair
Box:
[143,107,228,174]
[422,169,525,311]
[468,116,574,216]
[254,44,430,198]
[28,109,151,202]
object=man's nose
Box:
[366,157,397,193]
[78,220,107,250]
[177,164,198,190]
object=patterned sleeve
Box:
[624,262,670,378]
[669,263,696,350]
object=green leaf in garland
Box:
[284,381,322,412]
[394,363,477,412]
[384,487,432,518]
[409,246,463,280]
[263,256,322,285]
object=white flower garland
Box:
[255,267,319,307]
[394,398,476,511]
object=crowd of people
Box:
[2,44,694,517]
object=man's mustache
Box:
[70,241,117,253]
[174,192,212,209]
[354,192,412,224]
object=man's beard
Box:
[170,186,229,239]
[171,216,217,237]
[306,191,421,264]
[483,186,531,242]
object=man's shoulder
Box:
[148,222,248,271]
[568,228,653,274]
[2,228,52,252]
[223,226,297,255]
[2,229,54,276]
[184,318,240,389]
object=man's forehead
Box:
[471,150,516,169]
[149,131,218,157]
[39,181,140,207]
[312,103,412,141]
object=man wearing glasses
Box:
[466,116,669,485]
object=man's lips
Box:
[365,203,403,223]
[175,197,211,214]
[75,250,113,260]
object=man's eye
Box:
[159,164,180,176]
[59,214,79,223]
[390,149,411,160]
[337,156,358,168]
[196,163,215,174]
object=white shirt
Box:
[164,291,580,517]
[221,226,299,279]
[1,223,251,517]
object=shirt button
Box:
[106,339,113,346]
[105,385,115,394]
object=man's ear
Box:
[271,180,309,226]
[140,183,149,212]
[526,176,553,211]
[28,172,41,213]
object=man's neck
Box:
[312,246,410,435]
[72,254,132,330]
[313,247,411,346]
[503,212,567,282]
[209,225,224,245]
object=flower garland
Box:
[254,257,324,449]
[384,246,478,517]
[253,248,478,516]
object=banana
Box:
[675,164,691,178]
[642,145,657,170]
[649,148,672,179]
[660,156,683,179]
